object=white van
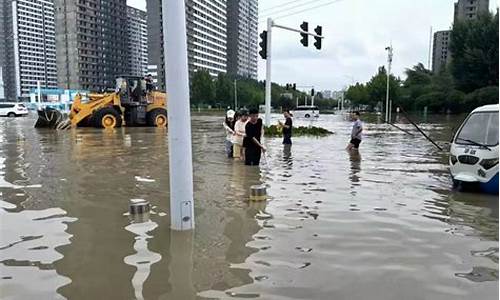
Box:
[292,106,320,118]
[450,104,498,194]
[0,103,29,117]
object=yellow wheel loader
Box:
[35,76,168,129]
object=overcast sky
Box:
[128,0,498,91]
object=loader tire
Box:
[92,107,122,129]
[147,108,168,127]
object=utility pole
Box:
[428,26,433,70]
[261,19,324,126]
[162,0,194,231]
[385,45,393,123]
[234,79,238,110]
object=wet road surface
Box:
[0,113,497,300]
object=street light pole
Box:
[162,0,194,231]
[385,45,393,123]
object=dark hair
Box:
[239,109,249,116]
[354,111,360,116]
[225,116,235,130]
[249,108,259,115]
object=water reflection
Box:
[124,213,161,300]
[348,150,362,195]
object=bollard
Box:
[129,199,151,215]
[250,185,267,201]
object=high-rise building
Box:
[146,0,228,90]
[431,0,490,73]
[226,0,258,79]
[55,0,129,91]
[454,0,490,22]
[432,30,452,73]
[0,0,57,100]
[127,6,148,77]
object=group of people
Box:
[223,108,363,166]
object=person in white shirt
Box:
[223,110,236,158]
[233,110,249,160]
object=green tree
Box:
[366,66,400,110]
[345,83,369,108]
[215,73,233,107]
[450,12,499,93]
[191,70,215,105]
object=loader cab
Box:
[115,76,147,104]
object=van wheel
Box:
[147,108,168,127]
[7,112,16,117]
[92,107,122,128]
[305,114,311,118]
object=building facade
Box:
[432,30,452,73]
[226,0,258,79]
[127,6,148,77]
[146,0,228,90]
[0,0,57,100]
[454,0,490,22]
[55,0,129,91]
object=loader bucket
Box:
[34,108,69,129]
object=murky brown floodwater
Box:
[0,112,497,300]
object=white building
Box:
[127,6,148,77]
[6,0,57,100]
[227,0,258,79]
[187,0,227,76]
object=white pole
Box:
[428,26,433,70]
[264,18,272,126]
[234,79,237,110]
[37,80,41,104]
[163,0,194,231]
[385,46,393,123]
[341,91,344,111]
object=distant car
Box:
[0,103,29,117]
[292,106,320,118]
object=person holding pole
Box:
[233,110,248,160]
[244,108,266,166]
[223,110,236,158]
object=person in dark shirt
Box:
[279,110,293,145]
[243,108,266,166]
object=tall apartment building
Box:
[127,6,148,77]
[432,30,452,73]
[55,0,129,91]
[226,0,258,79]
[0,0,57,100]
[146,0,227,90]
[432,0,490,73]
[454,0,490,22]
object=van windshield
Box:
[456,111,499,146]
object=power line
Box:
[259,0,345,23]
[260,0,318,17]
[259,0,305,13]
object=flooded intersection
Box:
[0,113,498,300]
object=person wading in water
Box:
[278,110,293,145]
[243,108,266,166]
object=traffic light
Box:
[259,30,268,59]
[285,83,297,91]
[285,84,290,90]
[311,89,315,96]
[314,26,322,50]
[293,83,296,90]
[300,22,308,47]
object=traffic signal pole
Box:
[263,19,324,126]
[264,18,273,126]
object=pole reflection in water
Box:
[123,213,161,300]
[166,231,196,300]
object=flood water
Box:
[0,112,497,300]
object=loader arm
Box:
[69,93,122,127]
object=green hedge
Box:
[264,125,333,137]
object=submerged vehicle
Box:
[450,104,499,194]
[35,76,167,129]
